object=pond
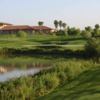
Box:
[0,56,53,82]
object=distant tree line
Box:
[53,20,100,37]
[35,20,100,37]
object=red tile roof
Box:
[0,25,53,31]
[32,26,52,30]
[0,25,33,31]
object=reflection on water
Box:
[0,56,52,82]
[0,67,49,82]
[0,66,7,73]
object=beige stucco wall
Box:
[0,25,7,29]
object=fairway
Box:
[0,35,86,50]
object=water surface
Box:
[0,56,52,82]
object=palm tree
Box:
[38,21,44,26]
[62,23,67,30]
[54,20,59,30]
[95,24,99,29]
[59,20,63,30]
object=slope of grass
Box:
[38,67,100,100]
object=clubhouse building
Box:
[0,22,53,34]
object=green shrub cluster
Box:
[85,38,100,58]
[17,31,27,38]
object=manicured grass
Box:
[0,34,86,50]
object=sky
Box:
[0,0,100,28]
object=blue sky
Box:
[0,0,100,28]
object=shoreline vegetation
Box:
[0,23,100,100]
[0,58,99,100]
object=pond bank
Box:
[0,58,99,100]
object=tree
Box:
[68,27,80,36]
[95,24,99,29]
[38,21,44,26]
[59,20,63,30]
[82,26,92,38]
[62,23,67,30]
[54,20,59,30]
[81,30,91,38]
[85,26,92,32]
[92,24,100,37]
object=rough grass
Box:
[37,66,100,100]
[0,56,54,68]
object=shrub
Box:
[33,73,60,96]
[85,38,100,58]
[81,30,92,38]
[56,30,66,36]
[44,73,60,90]
[17,31,27,38]
[68,27,81,36]
[58,71,68,83]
